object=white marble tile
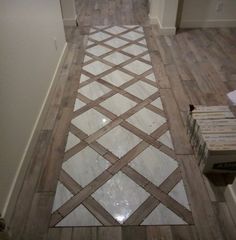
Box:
[142,54,151,61]
[100,94,136,116]
[79,81,110,100]
[72,109,111,135]
[129,146,178,187]
[83,61,111,76]
[84,55,92,62]
[57,204,102,226]
[151,97,163,109]
[102,70,133,86]
[146,73,156,82]
[92,172,149,224]
[103,52,130,65]
[139,39,147,45]
[105,26,127,34]
[169,180,190,210]
[90,31,111,41]
[127,108,166,134]
[52,182,73,212]
[65,132,81,152]
[86,45,111,56]
[87,40,94,47]
[142,204,187,225]
[123,25,139,29]
[80,74,90,83]
[121,31,143,41]
[97,126,142,158]
[73,98,86,111]
[125,81,157,100]
[136,27,144,33]
[104,37,129,48]
[158,130,174,150]
[122,44,147,56]
[63,146,110,187]
[123,60,151,75]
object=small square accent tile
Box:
[92,172,149,224]
[103,52,130,65]
[105,26,127,34]
[86,45,111,56]
[100,94,137,116]
[62,146,110,187]
[121,31,143,41]
[89,32,111,41]
[126,108,166,134]
[104,38,129,48]
[72,108,111,135]
[129,146,178,187]
[79,81,111,100]
[102,70,133,86]
[125,81,157,100]
[83,61,111,76]
[123,60,151,75]
[65,132,81,151]
[97,126,142,158]
[122,44,147,56]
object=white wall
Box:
[180,0,236,28]
[60,0,77,26]
[0,0,66,217]
[149,0,179,35]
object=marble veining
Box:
[97,126,142,158]
[123,60,151,75]
[63,146,110,187]
[129,146,178,187]
[92,172,149,224]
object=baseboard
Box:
[224,183,236,224]
[149,14,176,35]
[180,19,236,28]
[63,16,77,26]
[3,43,68,224]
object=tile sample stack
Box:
[187,105,236,173]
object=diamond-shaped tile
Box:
[83,61,111,76]
[127,108,166,134]
[105,26,127,34]
[151,97,163,109]
[57,205,102,226]
[146,73,156,82]
[142,204,187,225]
[63,146,110,187]
[103,52,130,65]
[122,44,147,56]
[123,60,151,75]
[129,146,178,186]
[73,98,86,112]
[158,131,174,150]
[65,132,81,151]
[97,126,142,158]
[92,172,149,224]
[100,94,136,116]
[72,108,111,135]
[104,38,128,48]
[125,81,157,100]
[86,45,111,56]
[90,31,111,41]
[121,31,143,41]
[102,70,133,86]
[79,81,110,100]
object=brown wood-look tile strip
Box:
[63,141,88,162]
[72,227,97,240]
[146,226,173,240]
[97,227,122,240]
[122,226,147,240]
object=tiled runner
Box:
[50,25,193,227]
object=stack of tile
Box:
[187,105,236,173]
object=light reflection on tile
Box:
[129,146,178,186]
[123,60,151,75]
[57,205,102,226]
[97,126,142,158]
[158,130,174,150]
[102,70,133,86]
[125,81,157,99]
[83,61,111,75]
[100,94,136,116]
[79,81,110,100]
[142,204,187,225]
[63,146,110,187]
[92,172,149,224]
[72,109,110,135]
[151,97,163,109]
[103,52,130,65]
[65,132,80,152]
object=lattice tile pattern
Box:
[51,25,192,227]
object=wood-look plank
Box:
[72,227,97,240]
[122,226,147,240]
[97,227,122,240]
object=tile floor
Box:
[51,25,192,227]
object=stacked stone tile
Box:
[187,105,236,173]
